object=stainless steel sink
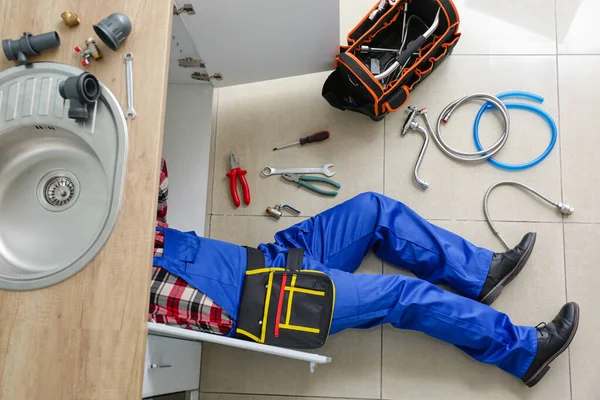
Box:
[0,63,127,290]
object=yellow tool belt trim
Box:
[236,328,261,342]
[285,286,325,296]
[259,271,275,342]
[278,324,320,334]
[245,267,285,275]
[285,274,297,325]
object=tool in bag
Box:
[272,131,331,151]
[322,0,461,121]
[236,248,335,349]
[227,151,251,207]
[281,173,341,197]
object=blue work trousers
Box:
[258,192,537,378]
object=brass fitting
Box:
[61,11,80,27]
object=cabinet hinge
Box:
[191,72,223,82]
[178,57,205,68]
[173,4,196,15]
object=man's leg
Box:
[306,260,538,379]
[273,192,492,299]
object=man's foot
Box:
[522,302,580,387]
[477,232,536,305]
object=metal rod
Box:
[483,181,575,250]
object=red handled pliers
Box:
[226,151,251,207]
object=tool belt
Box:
[322,0,461,121]
[235,248,335,349]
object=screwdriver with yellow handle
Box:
[272,131,330,151]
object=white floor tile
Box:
[558,55,600,223]
[564,223,600,400]
[557,0,600,54]
[384,55,562,222]
[453,0,557,55]
[202,395,359,400]
[382,220,569,399]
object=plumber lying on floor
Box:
[151,192,579,388]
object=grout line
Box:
[210,213,598,225]
[380,103,386,400]
[554,1,573,397]
[453,53,600,57]
[452,53,558,57]
[208,88,220,218]
[200,391,380,400]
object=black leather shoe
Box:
[478,232,536,305]
[522,302,580,387]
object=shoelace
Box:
[536,322,548,338]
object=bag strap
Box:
[338,53,383,98]
[286,248,304,272]
[245,247,265,271]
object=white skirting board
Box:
[147,322,332,372]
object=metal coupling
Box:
[557,202,575,215]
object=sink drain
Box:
[37,170,80,211]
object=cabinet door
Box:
[179,0,340,87]
[142,335,202,398]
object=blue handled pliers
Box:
[281,173,341,196]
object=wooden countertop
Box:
[0,1,172,399]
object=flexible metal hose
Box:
[483,181,574,250]
[421,93,510,163]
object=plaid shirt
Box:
[149,160,233,335]
[157,158,169,223]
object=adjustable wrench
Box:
[261,164,335,177]
[124,53,136,119]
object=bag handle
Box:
[286,248,304,272]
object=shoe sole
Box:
[480,233,537,305]
[523,303,580,387]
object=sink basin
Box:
[0,63,127,290]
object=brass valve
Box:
[61,11,80,27]
[75,38,102,67]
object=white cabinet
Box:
[142,335,202,398]
[171,0,340,86]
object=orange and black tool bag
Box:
[322,0,460,121]
[235,248,335,349]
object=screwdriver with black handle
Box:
[272,131,330,151]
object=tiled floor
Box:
[200,1,600,399]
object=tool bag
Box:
[235,248,335,349]
[322,0,461,121]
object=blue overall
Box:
[153,192,537,379]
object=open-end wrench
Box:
[124,53,136,119]
[262,164,335,177]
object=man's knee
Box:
[349,192,403,209]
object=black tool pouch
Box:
[235,248,335,349]
[322,0,461,121]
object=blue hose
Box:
[473,91,557,171]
